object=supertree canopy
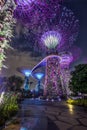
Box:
[38,5,79,52]
[14,0,72,30]
[41,31,61,49]
[13,0,79,53]
[14,0,63,6]
[14,0,35,5]
[31,53,73,96]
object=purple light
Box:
[14,2,79,53]
[59,52,73,66]
[14,0,35,5]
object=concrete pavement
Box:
[18,99,87,130]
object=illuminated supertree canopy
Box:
[13,0,79,52]
[14,0,35,5]
[41,31,61,49]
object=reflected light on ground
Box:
[20,127,28,130]
[67,104,74,115]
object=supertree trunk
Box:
[60,67,71,97]
[44,56,63,97]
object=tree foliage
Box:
[0,0,16,70]
[69,64,87,94]
[7,75,24,91]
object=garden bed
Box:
[67,98,87,107]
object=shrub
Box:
[0,93,19,123]
[67,98,87,107]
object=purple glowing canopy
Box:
[13,0,79,52]
[14,0,63,5]
[14,0,35,5]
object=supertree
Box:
[13,0,63,25]
[37,4,79,97]
[45,53,73,96]
[33,72,44,96]
[13,0,79,98]
[17,67,32,90]
[13,0,62,29]
[41,31,61,50]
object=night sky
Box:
[1,0,87,76]
[64,0,87,61]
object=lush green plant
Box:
[4,95,18,117]
[67,98,87,107]
[69,64,87,94]
[0,0,16,70]
[0,93,19,123]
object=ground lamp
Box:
[14,0,79,98]
[41,31,63,97]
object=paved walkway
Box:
[18,99,87,130]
